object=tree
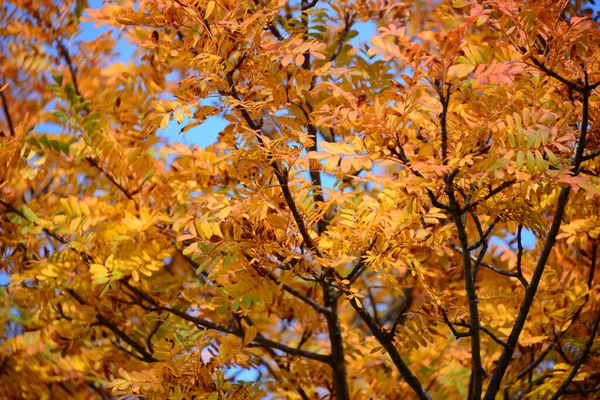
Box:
[1,0,600,398]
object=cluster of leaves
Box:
[1,0,600,398]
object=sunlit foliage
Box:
[1,0,600,398]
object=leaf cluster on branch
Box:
[1,0,600,399]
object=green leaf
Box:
[39,135,50,148]
[516,150,525,169]
[526,151,535,173]
[52,74,63,86]
[507,132,516,147]
[59,141,70,155]
[8,214,24,224]
[64,83,75,98]
[20,205,39,223]
[49,140,61,152]
[51,110,68,121]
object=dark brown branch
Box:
[85,156,137,204]
[226,74,324,261]
[146,318,163,355]
[121,280,302,364]
[452,244,529,288]
[0,89,15,138]
[301,0,319,10]
[436,83,451,163]
[516,346,552,380]
[452,321,507,348]
[110,338,150,362]
[484,186,572,399]
[66,289,156,362]
[162,306,331,363]
[448,190,485,400]
[564,385,600,396]
[467,214,499,252]
[344,257,366,285]
[464,180,517,212]
[256,266,331,314]
[329,12,354,62]
[322,283,350,400]
[441,308,471,339]
[515,224,526,282]
[387,145,451,210]
[549,307,600,400]
[529,56,585,93]
[581,148,600,162]
[485,67,593,400]
[348,298,431,400]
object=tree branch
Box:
[329,12,354,63]
[484,74,593,399]
[516,346,552,380]
[255,265,331,315]
[452,244,529,288]
[348,297,431,400]
[66,289,157,362]
[464,180,517,212]
[549,306,600,400]
[441,308,471,339]
[529,56,585,93]
[0,89,15,138]
[162,306,331,364]
[448,190,485,400]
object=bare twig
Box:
[516,346,552,380]
[529,56,585,93]
[329,12,355,62]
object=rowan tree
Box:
[1,0,600,398]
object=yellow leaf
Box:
[448,64,475,78]
[174,109,184,124]
[205,1,216,19]
[371,35,385,49]
[160,114,170,130]
[244,326,257,346]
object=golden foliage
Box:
[1,0,600,399]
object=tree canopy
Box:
[1,0,600,398]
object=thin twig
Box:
[464,180,517,212]
[452,244,529,288]
[441,308,471,339]
[453,321,508,348]
[256,266,331,315]
[516,346,552,380]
